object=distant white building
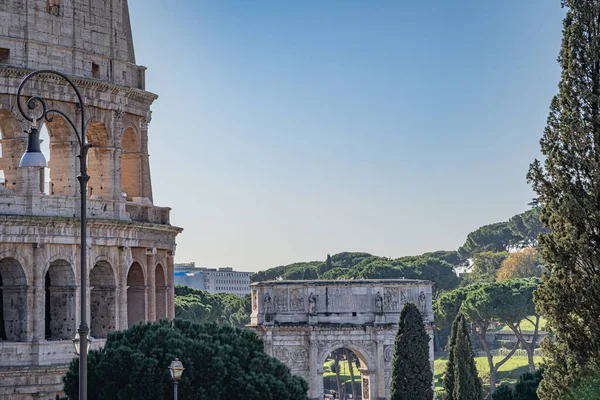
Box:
[174,263,252,296]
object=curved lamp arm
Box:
[16,69,92,172]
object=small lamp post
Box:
[168,358,184,400]
[72,331,92,356]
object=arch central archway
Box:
[323,347,369,400]
[90,261,117,338]
[0,257,28,342]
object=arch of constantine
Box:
[248,279,434,400]
[0,1,181,398]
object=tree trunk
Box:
[474,323,519,395]
[346,349,357,399]
[334,354,343,399]
[507,315,541,373]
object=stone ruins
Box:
[0,1,182,398]
[248,279,435,400]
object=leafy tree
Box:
[174,286,251,328]
[319,267,348,280]
[508,207,548,248]
[452,314,482,400]
[458,222,521,259]
[390,302,433,400]
[443,314,460,400]
[491,369,544,400]
[527,1,600,397]
[496,248,543,282]
[63,320,308,400]
[470,251,509,282]
[567,373,600,400]
[326,254,333,270]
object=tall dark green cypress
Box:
[453,314,482,400]
[527,1,600,398]
[390,302,433,400]
[443,314,461,400]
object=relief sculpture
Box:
[362,378,370,399]
[383,287,398,311]
[289,288,304,311]
[290,346,309,363]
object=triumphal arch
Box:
[249,279,434,400]
[0,1,181,398]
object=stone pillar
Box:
[308,331,321,400]
[117,247,130,330]
[375,334,386,399]
[139,117,153,203]
[146,250,156,322]
[359,368,378,400]
[111,110,124,202]
[31,243,45,343]
[166,253,175,320]
[0,137,27,193]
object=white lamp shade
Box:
[19,151,47,168]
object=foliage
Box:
[508,207,548,248]
[567,373,600,400]
[390,302,433,400]
[443,315,460,400]
[63,319,308,400]
[436,279,541,395]
[470,251,509,282]
[458,222,521,260]
[496,248,543,282]
[174,285,251,328]
[526,1,600,398]
[491,369,544,400]
[452,314,482,400]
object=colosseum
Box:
[0,1,182,398]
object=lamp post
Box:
[168,358,185,400]
[17,69,92,400]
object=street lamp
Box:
[168,358,185,400]
[72,331,92,356]
[17,69,92,400]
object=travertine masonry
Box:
[249,279,435,400]
[0,1,182,398]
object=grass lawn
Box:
[323,359,361,382]
[489,315,547,332]
[434,355,543,394]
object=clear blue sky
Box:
[126,0,565,272]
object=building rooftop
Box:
[250,279,433,287]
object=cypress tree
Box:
[390,302,433,400]
[452,314,482,400]
[527,1,600,397]
[443,314,461,400]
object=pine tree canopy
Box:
[527,1,600,398]
[390,302,433,400]
[63,319,308,400]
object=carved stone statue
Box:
[47,0,60,16]
[375,291,383,314]
[308,292,317,316]
[264,293,272,314]
[418,291,426,314]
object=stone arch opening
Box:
[44,259,76,340]
[322,347,370,400]
[45,115,77,196]
[89,261,116,338]
[86,121,112,199]
[0,109,26,192]
[127,262,146,327]
[155,263,167,320]
[121,127,141,201]
[0,257,28,341]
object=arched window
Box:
[0,258,28,341]
[45,260,76,340]
[127,262,146,327]
[90,261,117,338]
[86,122,112,199]
[155,264,167,320]
[121,127,141,201]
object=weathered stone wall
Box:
[249,279,435,400]
[0,1,182,398]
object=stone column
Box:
[146,250,156,322]
[117,246,130,330]
[375,333,386,399]
[139,116,153,202]
[166,253,175,320]
[308,330,322,400]
[31,243,45,343]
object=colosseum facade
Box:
[0,1,182,398]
